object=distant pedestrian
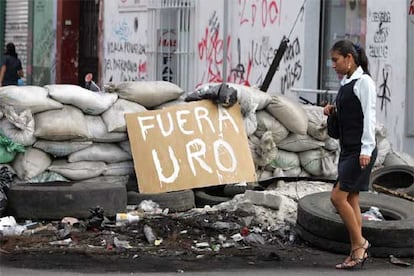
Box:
[0,42,24,87]
[323,39,377,270]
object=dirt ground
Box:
[1,209,413,273]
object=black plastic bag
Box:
[185,83,238,108]
[327,113,339,139]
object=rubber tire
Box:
[7,176,128,220]
[127,189,195,212]
[295,223,414,257]
[297,191,414,249]
[223,183,257,197]
[194,186,232,208]
[369,165,414,191]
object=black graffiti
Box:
[369,44,388,58]
[371,11,391,23]
[230,38,246,79]
[280,60,302,94]
[249,40,275,68]
[162,54,174,82]
[283,37,301,62]
[107,41,145,55]
[378,67,391,113]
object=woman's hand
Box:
[359,155,371,169]
[323,104,336,116]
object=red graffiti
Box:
[239,0,281,27]
[197,26,231,85]
[410,0,414,15]
[137,61,147,79]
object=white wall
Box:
[102,0,148,83]
[194,0,319,100]
[367,0,408,153]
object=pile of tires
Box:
[296,191,414,257]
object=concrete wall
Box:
[194,0,320,99]
[366,0,411,154]
[102,0,148,83]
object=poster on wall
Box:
[125,100,257,194]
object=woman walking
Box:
[0,42,24,86]
[323,39,377,269]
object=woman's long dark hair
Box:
[331,39,370,75]
[4,42,18,58]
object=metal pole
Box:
[222,0,228,82]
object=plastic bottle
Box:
[143,224,156,244]
[116,213,140,225]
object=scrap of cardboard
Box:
[125,100,256,194]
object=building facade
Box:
[1,0,413,155]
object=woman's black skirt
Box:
[335,147,378,192]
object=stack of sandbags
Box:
[0,81,407,185]
[0,82,184,183]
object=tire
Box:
[369,165,414,191]
[194,186,232,208]
[223,183,258,197]
[295,223,414,257]
[296,191,414,251]
[127,189,195,212]
[7,176,128,220]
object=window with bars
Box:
[147,0,196,91]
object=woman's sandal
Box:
[335,240,371,269]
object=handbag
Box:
[327,113,340,139]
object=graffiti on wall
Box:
[280,37,302,94]
[368,8,393,114]
[104,17,147,82]
[409,0,414,24]
[197,0,298,90]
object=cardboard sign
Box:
[125,100,257,194]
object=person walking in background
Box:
[0,42,24,87]
[323,39,377,269]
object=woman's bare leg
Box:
[331,184,366,265]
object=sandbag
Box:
[226,83,272,111]
[278,133,325,152]
[101,99,147,132]
[255,110,289,143]
[34,105,90,141]
[110,81,184,108]
[12,148,52,180]
[0,85,63,113]
[249,131,278,167]
[118,141,132,155]
[0,108,36,146]
[266,95,308,135]
[83,115,127,142]
[374,137,391,167]
[269,150,300,170]
[45,84,118,115]
[383,150,414,167]
[33,140,93,157]
[303,105,328,141]
[68,143,131,163]
[299,148,333,176]
[324,137,340,151]
[48,160,107,180]
[103,161,135,176]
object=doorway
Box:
[78,0,99,86]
